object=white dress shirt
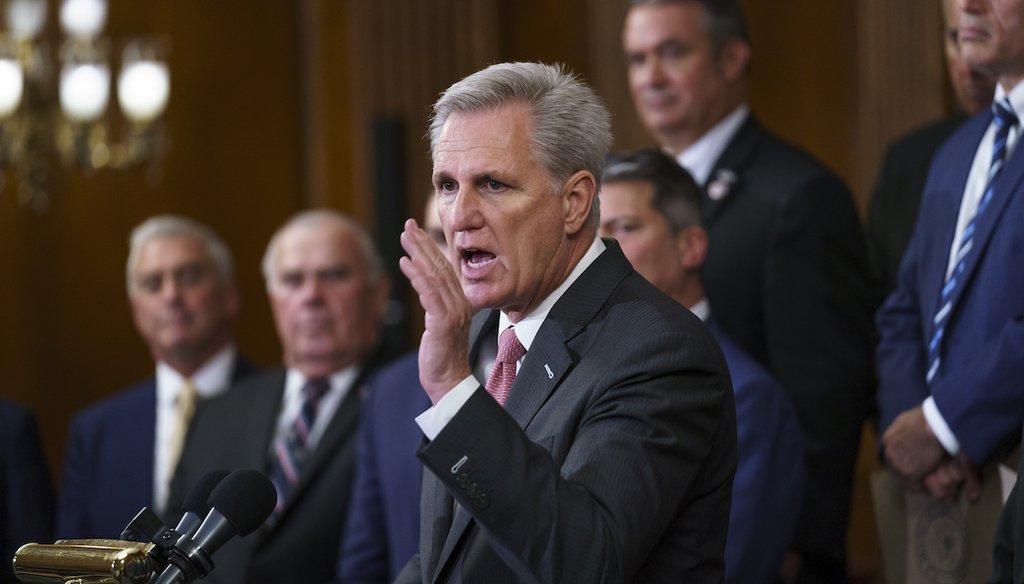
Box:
[676,104,750,185]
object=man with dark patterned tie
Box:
[167,210,394,584]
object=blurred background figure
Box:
[335,194,441,584]
[169,209,394,584]
[622,1,875,580]
[0,397,53,584]
[600,148,805,584]
[866,0,997,297]
[58,215,250,539]
[876,0,1024,579]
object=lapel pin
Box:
[544,364,554,379]
[707,168,738,201]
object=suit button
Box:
[457,472,470,488]
[476,493,490,509]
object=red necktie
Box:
[485,327,526,406]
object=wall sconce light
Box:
[0,0,170,211]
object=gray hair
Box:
[630,0,750,55]
[429,62,612,229]
[261,209,384,286]
[126,215,234,295]
[602,149,702,233]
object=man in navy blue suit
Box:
[58,215,251,539]
[598,148,805,584]
[877,0,1024,548]
[0,397,53,584]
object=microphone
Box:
[119,469,231,571]
[175,469,232,539]
[150,469,277,584]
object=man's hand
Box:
[882,405,946,480]
[399,218,473,403]
[922,453,983,502]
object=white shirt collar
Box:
[156,344,238,406]
[676,104,750,185]
[497,237,606,351]
[995,82,1024,120]
[689,297,710,322]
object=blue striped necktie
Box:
[268,377,330,514]
[926,98,1019,384]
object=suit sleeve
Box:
[762,173,874,552]
[337,388,389,584]
[3,408,54,581]
[55,415,91,538]
[875,211,932,435]
[726,374,805,584]
[418,329,735,583]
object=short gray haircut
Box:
[126,215,234,295]
[429,62,612,229]
[261,209,384,287]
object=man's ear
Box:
[675,225,708,269]
[562,170,598,236]
[719,38,751,81]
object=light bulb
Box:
[60,62,110,122]
[0,59,24,118]
[60,0,107,38]
[118,60,169,123]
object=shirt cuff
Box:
[923,396,960,455]
[415,375,480,441]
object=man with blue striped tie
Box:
[877,0,1024,577]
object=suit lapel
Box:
[943,122,1024,320]
[702,116,761,225]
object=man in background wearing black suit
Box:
[0,397,53,584]
[867,0,996,296]
[58,215,250,539]
[623,1,875,581]
[169,210,393,584]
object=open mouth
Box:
[460,248,497,270]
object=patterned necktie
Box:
[167,379,198,478]
[485,327,526,406]
[926,98,1019,384]
[268,377,330,513]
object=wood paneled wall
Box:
[2,1,952,580]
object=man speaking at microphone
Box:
[395,62,736,583]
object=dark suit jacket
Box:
[0,398,53,584]
[877,108,1024,468]
[337,353,431,584]
[700,115,875,561]
[168,352,391,584]
[867,113,967,296]
[396,241,737,584]
[57,357,253,539]
[990,425,1024,584]
[707,320,804,584]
